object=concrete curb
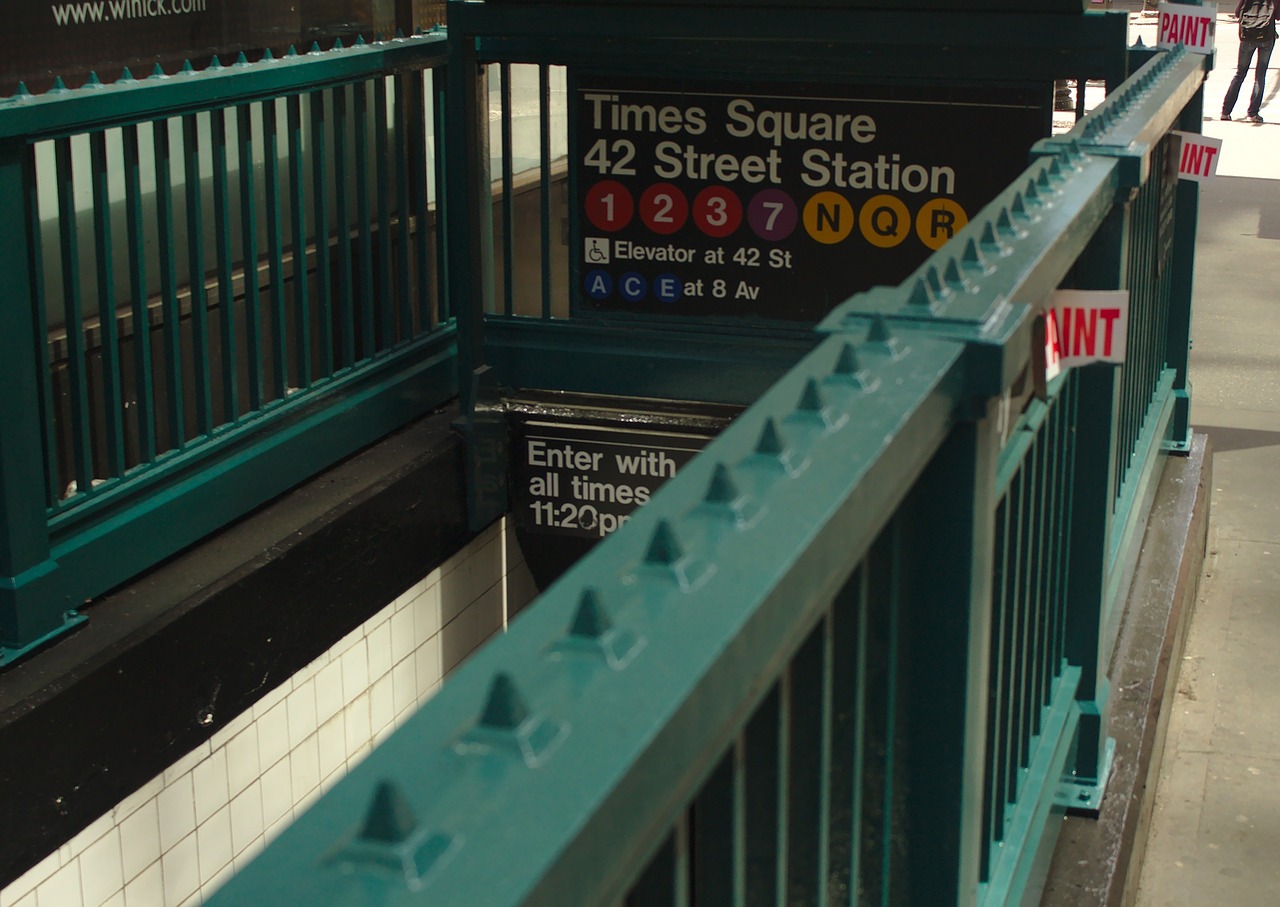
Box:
[1040,433,1212,906]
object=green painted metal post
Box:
[1163,81,1203,453]
[1060,198,1128,805]
[897,408,999,904]
[0,139,77,658]
[445,8,505,530]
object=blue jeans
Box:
[1222,34,1275,117]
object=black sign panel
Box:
[572,76,1043,323]
[513,421,711,541]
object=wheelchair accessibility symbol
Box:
[585,237,610,264]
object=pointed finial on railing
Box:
[558,588,643,669]
[644,520,685,567]
[49,76,70,94]
[235,52,250,66]
[149,63,168,80]
[478,673,529,731]
[701,462,764,529]
[907,277,934,309]
[867,313,893,344]
[830,341,878,392]
[309,41,323,54]
[207,55,223,70]
[332,38,344,50]
[1010,193,1032,222]
[285,45,298,57]
[12,82,32,100]
[395,28,406,39]
[995,208,1019,238]
[867,313,907,359]
[755,419,788,458]
[84,72,103,89]
[261,47,275,61]
[980,221,1005,254]
[962,236,989,271]
[797,377,825,414]
[568,588,611,640]
[354,34,366,46]
[944,258,968,292]
[795,377,847,431]
[834,342,862,377]
[180,60,195,75]
[704,463,741,506]
[325,779,459,888]
[359,780,418,845]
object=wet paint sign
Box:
[1172,131,1222,182]
[1044,290,1130,380]
[1157,2,1216,54]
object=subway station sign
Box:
[572,76,1043,322]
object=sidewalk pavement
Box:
[1125,4,1280,905]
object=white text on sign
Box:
[1172,130,1222,182]
[1043,289,1130,381]
[1157,2,1215,54]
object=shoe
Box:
[1221,113,1232,120]
[1247,114,1264,124]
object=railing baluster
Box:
[786,619,830,903]
[309,90,334,377]
[262,99,289,400]
[354,80,375,360]
[182,113,212,436]
[691,749,735,903]
[210,108,239,423]
[27,144,60,508]
[55,137,94,494]
[374,76,394,351]
[392,73,414,342]
[500,63,515,317]
[626,831,681,906]
[122,127,156,464]
[287,94,312,389]
[984,498,1011,873]
[742,685,781,906]
[89,131,125,477]
[827,569,863,904]
[152,120,185,451]
[236,104,263,411]
[332,85,356,366]
[539,62,552,320]
[405,70,432,331]
[432,68,450,323]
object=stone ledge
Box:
[1040,433,1212,906]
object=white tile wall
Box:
[1,520,532,907]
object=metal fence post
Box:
[1059,199,1128,807]
[0,139,79,661]
[897,408,999,904]
[1163,85,1204,453]
[445,8,505,532]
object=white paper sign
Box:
[1172,130,1222,182]
[1157,2,1216,54]
[1044,290,1130,380]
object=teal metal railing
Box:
[208,38,1207,907]
[0,34,457,663]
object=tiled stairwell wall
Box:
[0,520,536,907]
